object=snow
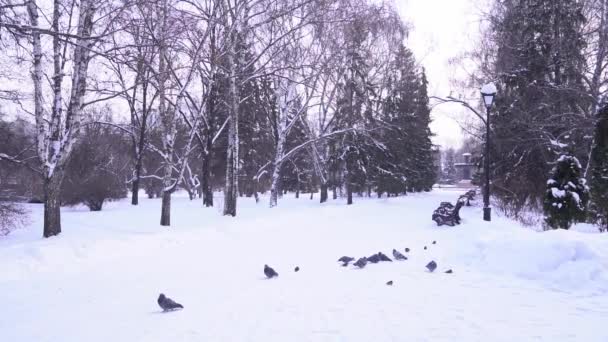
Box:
[481,82,497,94]
[551,187,566,198]
[1,189,608,341]
[550,139,569,148]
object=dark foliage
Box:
[61,119,129,211]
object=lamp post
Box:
[480,83,496,222]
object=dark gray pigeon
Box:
[426,261,437,273]
[378,252,392,262]
[294,266,300,272]
[264,264,279,278]
[424,246,427,250]
[445,269,453,274]
[157,293,184,312]
[367,253,381,263]
[432,241,437,245]
[405,248,410,253]
[386,280,393,286]
[392,249,407,260]
[338,256,355,266]
[353,257,367,268]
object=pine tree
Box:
[411,69,436,191]
[544,155,590,229]
[489,0,590,212]
[589,100,608,230]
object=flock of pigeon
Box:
[335,240,453,285]
[157,240,452,312]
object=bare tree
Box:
[0,0,127,237]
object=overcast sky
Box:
[396,0,484,149]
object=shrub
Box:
[543,155,589,229]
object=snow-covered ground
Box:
[1,189,607,341]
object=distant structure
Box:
[454,153,475,181]
[432,147,442,182]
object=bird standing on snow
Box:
[378,252,392,262]
[294,266,300,272]
[386,280,393,286]
[338,256,355,266]
[264,264,279,278]
[405,247,410,253]
[353,257,367,268]
[157,293,184,312]
[367,253,381,264]
[426,261,437,273]
[392,249,407,260]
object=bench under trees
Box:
[432,190,476,226]
[459,190,476,206]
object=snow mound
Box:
[469,229,608,293]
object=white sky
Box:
[396,0,484,149]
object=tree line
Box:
[0,0,436,237]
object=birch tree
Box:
[0,0,127,237]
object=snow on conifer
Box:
[544,155,589,229]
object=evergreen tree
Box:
[589,100,608,230]
[544,155,590,229]
[410,69,436,191]
[489,0,590,211]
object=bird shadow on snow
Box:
[150,309,183,315]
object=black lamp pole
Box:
[481,83,496,222]
[483,104,491,221]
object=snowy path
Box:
[1,190,607,341]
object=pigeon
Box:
[432,240,437,245]
[386,280,393,286]
[424,246,427,250]
[426,261,437,273]
[157,293,184,312]
[405,247,410,253]
[378,252,393,262]
[294,266,300,272]
[445,269,453,274]
[367,254,381,264]
[264,264,279,278]
[338,256,355,266]
[353,257,367,268]
[392,249,407,261]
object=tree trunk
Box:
[347,185,353,205]
[332,186,337,200]
[320,183,328,203]
[43,175,62,238]
[269,159,283,208]
[160,190,171,226]
[223,66,239,216]
[253,181,259,203]
[131,174,140,205]
[202,151,213,207]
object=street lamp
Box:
[480,82,496,222]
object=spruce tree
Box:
[544,155,589,229]
[589,101,608,230]
[489,0,589,211]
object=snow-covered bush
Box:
[0,202,27,236]
[543,155,589,229]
